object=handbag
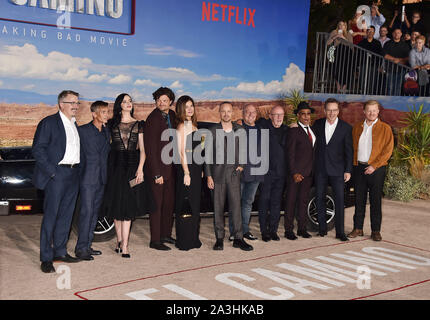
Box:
[175,187,194,246]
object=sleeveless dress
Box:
[102,120,154,221]
[174,131,203,250]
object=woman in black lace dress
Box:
[174,95,203,250]
[102,93,153,258]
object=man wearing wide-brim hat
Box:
[284,102,316,240]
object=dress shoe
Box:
[53,254,81,263]
[297,230,312,238]
[317,230,327,237]
[262,234,271,242]
[336,234,349,242]
[371,231,382,241]
[150,241,171,251]
[213,239,224,250]
[161,236,176,245]
[285,231,298,240]
[75,252,94,261]
[271,233,280,241]
[347,229,364,238]
[233,238,253,251]
[114,242,122,254]
[89,248,102,255]
[243,232,258,240]
[41,261,55,273]
[122,253,131,258]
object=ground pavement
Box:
[0,199,429,304]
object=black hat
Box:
[294,101,315,114]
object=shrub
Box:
[383,165,426,202]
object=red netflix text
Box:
[202,2,256,28]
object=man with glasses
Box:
[313,98,352,241]
[32,90,82,273]
[256,106,288,242]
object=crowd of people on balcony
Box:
[326,4,429,96]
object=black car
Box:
[0,123,355,242]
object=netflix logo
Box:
[202,2,256,28]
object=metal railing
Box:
[312,32,429,96]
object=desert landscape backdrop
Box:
[0,100,407,147]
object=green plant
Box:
[383,164,426,202]
[396,104,430,179]
[281,89,310,125]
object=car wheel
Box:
[72,196,116,242]
[306,187,336,232]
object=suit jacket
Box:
[144,107,176,180]
[286,125,314,178]
[257,118,288,177]
[352,119,394,169]
[78,122,110,185]
[32,112,79,190]
[313,118,353,176]
[204,122,246,184]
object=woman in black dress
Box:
[103,93,152,258]
[174,95,203,250]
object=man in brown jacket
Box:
[348,100,394,241]
[144,87,176,251]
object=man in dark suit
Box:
[257,106,288,242]
[144,87,176,251]
[32,90,82,273]
[74,101,110,260]
[205,102,253,251]
[313,98,352,241]
[284,102,315,240]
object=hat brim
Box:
[294,107,315,115]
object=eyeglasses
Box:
[62,101,81,105]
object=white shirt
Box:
[298,121,316,147]
[357,118,378,163]
[58,111,80,165]
[325,117,338,144]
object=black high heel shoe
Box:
[121,246,130,258]
[115,241,122,254]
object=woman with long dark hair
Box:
[102,93,153,258]
[174,95,202,250]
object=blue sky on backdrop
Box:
[0,0,310,103]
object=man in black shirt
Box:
[358,26,383,94]
[383,28,410,95]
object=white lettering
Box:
[252,268,330,294]
[162,284,207,300]
[126,288,159,300]
[362,247,430,266]
[215,273,295,300]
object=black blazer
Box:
[257,118,288,177]
[32,112,78,190]
[204,122,246,184]
[313,118,353,176]
[286,125,314,178]
[78,122,110,185]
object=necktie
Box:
[305,126,313,145]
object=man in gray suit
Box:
[205,102,253,251]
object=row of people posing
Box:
[32,88,394,274]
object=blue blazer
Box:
[32,112,74,190]
[78,122,110,185]
[313,118,353,177]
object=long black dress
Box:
[102,120,153,221]
[174,131,203,250]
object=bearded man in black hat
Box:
[284,102,316,240]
